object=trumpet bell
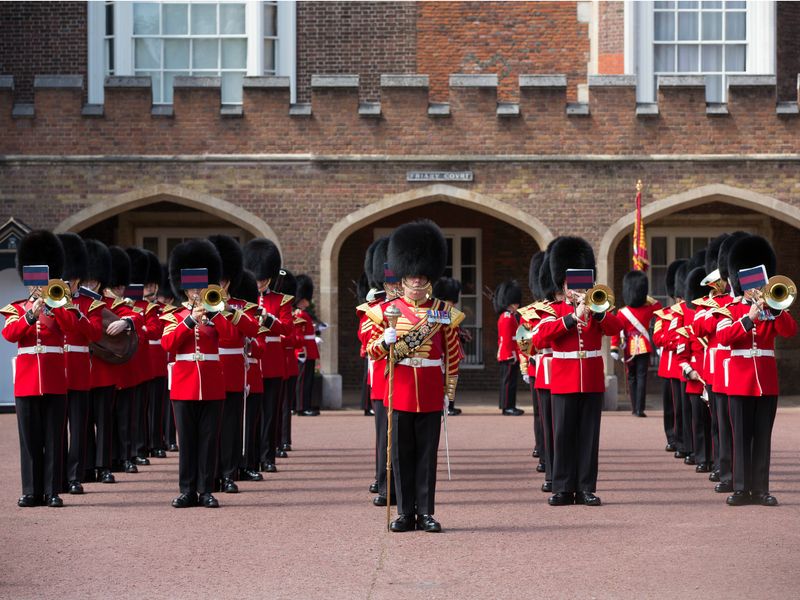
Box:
[587,284,615,313]
[43,279,69,309]
[515,324,534,354]
[764,275,796,311]
[202,285,226,313]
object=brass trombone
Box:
[585,284,615,313]
[202,285,227,313]
[763,275,796,310]
[38,279,71,309]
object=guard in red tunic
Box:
[295,274,321,419]
[366,220,463,533]
[532,237,622,507]
[273,269,299,453]
[715,235,797,506]
[161,239,229,508]
[609,270,662,417]
[495,280,524,416]
[156,263,179,453]
[2,231,80,507]
[432,277,465,416]
[141,250,168,459]
[356,273,374,417]
[57,233,105,494]
[652,298,676,452]
[243,239,293,473]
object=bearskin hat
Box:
[356,272,369,303]
[674,261,689,300]
[126,247,149,284]
[57,232,88,282]
[728,235,776,297]
[108,246,131,289]
[528,252,545,300]
[387,220,447,282]
[243,238,281,283]
[143,250,161,286]
[295,274,314,302]
[158,263,174,300]
[370,237,390,286]
[16,230,64,282]
[433,277,462,304]
[231,269,258,304]
[274,268,297,297]
[622,270,649,308]
[718,230,749,281]
[665,259,687,298]
[549,236,595,290]
[169,239,222,300]
[209,234,244,290]
[84,239,112,290]
[705,233,729,275]
[493,280,522,314]
[364,238,381,289]
[685,267,708,310]
[688,249,706,274]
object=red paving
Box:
[1,407,799,599]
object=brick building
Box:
[1,1,799,407]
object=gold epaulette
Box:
[242,301,258,312]
[111,298,127,310]
[89,299,105,312]
[365,303,385,326]
[534,301,557,317]
[280,294,294,306]
[646,295,658,305]
[712,306,733,319]
[356,301,371,314]
[654,309,672,320]
[132,306,143,314]
[0,303,19,317]
[145,302,159,315]
[517,303,538,321]
[676,326,690,338]
[258,326,270,335]
[160,304,179,315]
[670,303,684,315]
[447,303,466,328]
[159,311,179,324]
[293,316,306,325]
[692,297,713,308]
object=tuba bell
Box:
[202,285,227,313]
[586,284,615,313]
[43,279,70,309]
[763,275,796,310]
[515,324,534,355]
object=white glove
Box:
[297,351,307,364]
[383,327,397,345]
[610,351,620,362]
[522,374,530,385]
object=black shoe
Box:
[575,491,602,506]
[502,408,525,416]
[695,463,711,473]
[240,468,263,481]
[726,491,751,506]
[263,463,277,473]
[133,456,150,466]
[45,494,63,508]
[665,443,677,452]
[168,443,179,452]
[199,493,219,508]
[447,407,462,416]
[532,448,541,458]
[684,455,696,465]
[416,514,442,533]
[281,444,292,452]
[364,409,375,416]
[541,481,552,493]
[222,479,239,493]
[674,451,688,459]
[548,492,575,506]
[636,412,647,418]
[99,469,116,484]
[68,481,84,495]
[152,449,167,459]
[277,449,288,459]
[535,463,546,473]
[17,494,39,508]
[372,495,397,507]
[709,470,721,482]
[390,514,415,532]
[715,481,733,493]
[755,492,778,507]
[301,410,318,416]
[123,460,138,473]
[172,493,197,508]
[369,481,380,494]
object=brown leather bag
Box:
[89,307,138,364]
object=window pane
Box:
[164,71,189,104]
[676,237,691,258]
[220,3,245,35]
[726,12,746,40]
[445,238,453,269]
[133,2,159,35]
[460,297,477,325]
[678,1,698,7]
[655,45,675,72]
[651,267,667,297]
[460,266,476,290]
[461,237,476,265]
[706,74,723,102]
[163,3,188,35]
[191,3,216,35]
[726,1,746,9]
[192,39,219,69]
[655,12,675,40]
[701,11,722,40]
[264,39,276,72]
[678,12,699,40]
[678,45,699,71]
[137,70,162,103]
[164,39,189,69]
[221,39,247,69]
[106,3,114,35]
[726,45,746,71]
[142,237,159,254]
[265,3,277,36]
[221,72,244,104]
[651,237,667,266]
[702,1,722,7]
[135,38,161,69]
[701,44,722,71]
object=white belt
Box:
[149,339,162,346]
[540,348,553,355]
[303,335,316,340]
[397,357,442,368]
[219,347,245,356]
[18,345,64,355]
[716,345,730,351]
[64,345,89,353]
[552,350,603,359]
[264,336,281,343]
[247,357,259,365]
[175,353,219,362]
[730,349,775,358]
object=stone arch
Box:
[54,183,282,254]
[318,183,555,382]
[598,183,800,285]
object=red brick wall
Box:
[296,1,417,102]
[598,1,624,75]
[417,1,589,102]
[0,1,87,103]
[777,1,800,102]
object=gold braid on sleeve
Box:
[446,375,458,403]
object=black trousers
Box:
[90,385,115,470]
[131,381,149,458]
[373,400,395,497]
[707,384,720,470]
[537,388,554,483]
[530,379,543,458]
[66,389,91,483]
[729,395,778,494]
[714,391,733,484]
[392,410,441,516]
[669,379,686,453]
[16,394,67,496]
[280,375,295,446]
[218,391,244,480]
[551,393,602,494]
[113,387,135,462]
[259,377,281,465]
[360,359,371,411]
[242,391,263,470]
[680,381,693,455]
[498,359,519,410]
[297,359,316,411]
[172,400,223,495]
[662,377,675,445]
[149,376,167,452]
[163,384,177,447]
[626,354,650,414]
[689,394,712,465]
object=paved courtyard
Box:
[1,405,799,599]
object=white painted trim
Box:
[277,0,297,103]
[246,0,265,77]
[624,0,635,75]
[635,0,654,103]
[114,1,134,76]
[747,0,776,74]
[87,0,105,104]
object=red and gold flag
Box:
[632,180,649,271]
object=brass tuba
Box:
[763,276,796,310]
[515,324,534,355]
[586,284,615,313]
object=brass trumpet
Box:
[515,324,534,355]
[202,285,227,313]
[763,275,796,310]
[42,279,70,309]
[586,284,615,313]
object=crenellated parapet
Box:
[1,73,799,156]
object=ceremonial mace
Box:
[384,304,401,531]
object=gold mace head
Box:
[384,304,402,328]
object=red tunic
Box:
[257,290,293,380]
[610,300,663,360]
[695,293,734,393]
[295,308,320,361]
[283,313,304,379]
[653,307,674,378]
[496,310,519,362]
[215,300,260,393]
[89,297,142,390]
[65,293,105,391]
[148,301,170,378]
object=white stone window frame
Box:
[136,226,245,261]
[88,0,297,105]
[626,0,775,103]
